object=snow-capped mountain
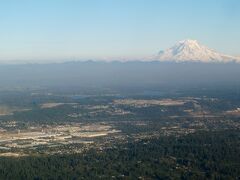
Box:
[155,39,240,63]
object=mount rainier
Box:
[154,39,240,63]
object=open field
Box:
[40,103,78,109]
[0,122,120,155]
[114,99,187,107]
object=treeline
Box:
[0,130,239,179]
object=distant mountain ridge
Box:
[154,39,240,63]
[0,39,239,64]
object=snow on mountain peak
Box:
[156,39,240,63]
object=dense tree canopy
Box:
[0,130,239,180]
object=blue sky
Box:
[0,0,240,62]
